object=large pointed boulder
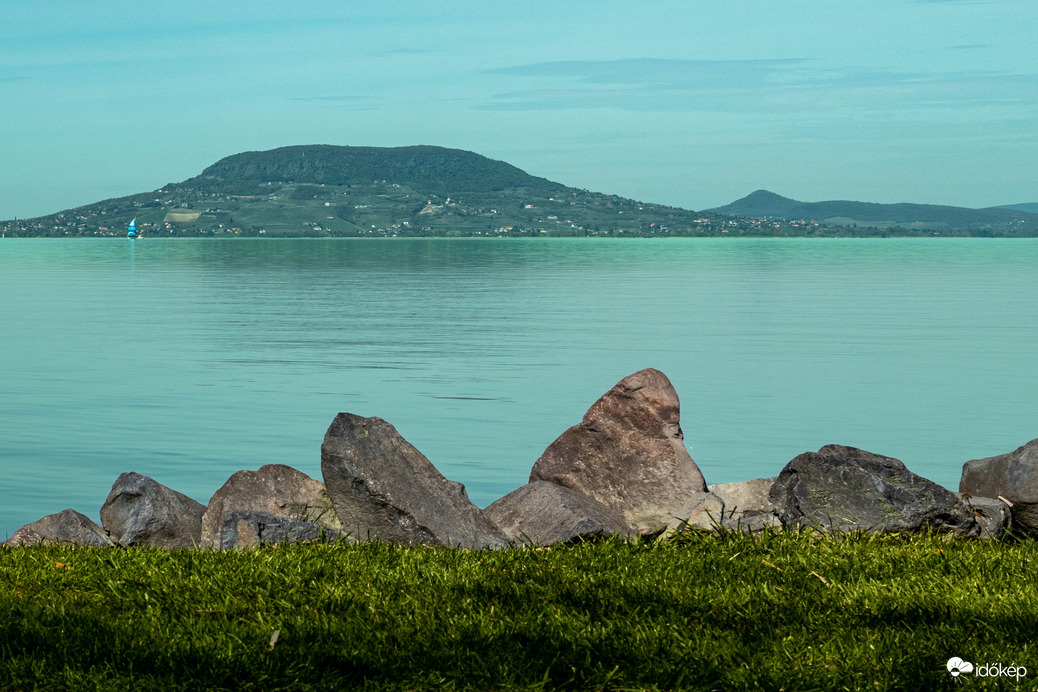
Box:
[484,481,633,546]
[100,472,205,549]
[771,445,978,537]
[528,368,706,533]
[200,464,341,550]
[321,413,510,548]
[5,509,114,548]
[960,438,1038,535]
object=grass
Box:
[2,530,1037,691]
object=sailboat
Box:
[127,218,138,239]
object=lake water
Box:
[3,238,1037,539]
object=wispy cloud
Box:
[488,58,804,90]
[482,58,805,112]
[480,58,1038,115]
[286,95,381,111]
[375,47,436,57]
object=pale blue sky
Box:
[2,0,1036,220]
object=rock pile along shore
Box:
[4,369,1027,549]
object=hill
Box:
[5,147,1038,237]
[3,145,747,239]
[995,202,1038,215]
[182,145,559,196]
[707,190,1038,234]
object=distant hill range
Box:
[707,190,1038,233]
[4,145,738,239]
[996,202,1038,215]
[5,146,1038,237]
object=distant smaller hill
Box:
[708,190,1038,232]
[708,190,801,218]
[994,202,1038,215]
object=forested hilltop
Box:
[5,145,1037,237]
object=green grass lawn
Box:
[2,531,1036,691]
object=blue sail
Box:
[127,218,137,238]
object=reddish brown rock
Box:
[529,368,707,533]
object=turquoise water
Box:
[2,238,1037,538]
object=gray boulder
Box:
[529,368,707,533]
[723,511,783,534]
[770,445,978,537]
[709,477,778,517]
[220,510,341,550]
[100,472,205,548]
[201,464,341,550]
[960,439,1038,535]
[961,496,1012,540]
[709,477,783,533]
[484,481,633,545]
[662,483,784,539]
[5,509,114,548]
[321,413,511,548]
[662,491,725,538]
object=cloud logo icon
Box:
[947,657,974,677]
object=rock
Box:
[960,439,1038,535]
[654,478,786,539]
[484,481,633,546]
[200,464,341,550]
[220,510,341,550]
[100,472,205,549]
[662,491,725,538]
[770,445,978,537]
[961,496,1012,540]
[709,477,778,518]
[321,413,511,548]
[529,368,707,533]
[723,512,784,534]
[5,509,114,548]
[709,477,783,533]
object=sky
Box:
[2,0,1036,220]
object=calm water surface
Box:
[3,238,1037,538]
